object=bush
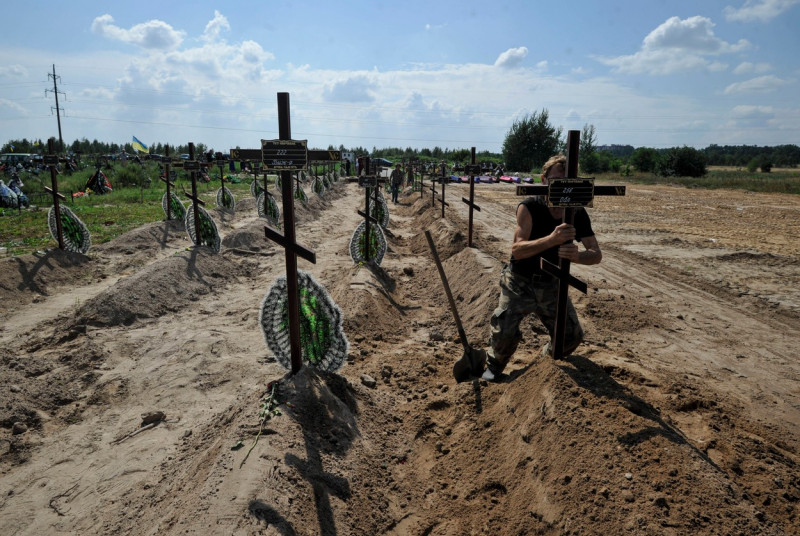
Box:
[746,156,772,173]
[110,162,157,188]
[655,147,707,178]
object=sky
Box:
[1,0,798,154]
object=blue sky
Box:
[1,0,798,154]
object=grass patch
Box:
[601,167,800,194]
[1,162,262,257]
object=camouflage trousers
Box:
[487,267,584,372]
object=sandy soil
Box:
[1,176,799,535]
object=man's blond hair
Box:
[541,155,566,180]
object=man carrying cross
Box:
[479,154,602,382]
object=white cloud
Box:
[91,14,185,50]
[323,75,376,103]
[733,61,773,74]
[723,74,788,93]
[203,10,230,42]
[0,98,26,114]
[732,104,774,116]
[0,65,27,78]
[728,104,775,129]
[724,0,800,22]
[597,16,750,74]
[494,47,528,69]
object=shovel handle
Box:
[425,230,470,352]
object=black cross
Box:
[215,152,227,198]
[181,142,204,246]
[43,139,66,249]
[262,92,316,375]
[515,130,626,360]
[229,148,272,213]
[420,161,426,199]
[461,147,482,247]
[430,164,450,217]
[356,175,387,263]
[160,145,176,220]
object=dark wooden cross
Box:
[308,150,341,178]
[181,142,205,246]
[215,151,228,199]
[262,92,316,375]
[43,139,66,249]
[430,163,450,217]
[230,147,272,213]
[356,174,387,263]
[429,166,438,206]
[420,163,426,199]
[515,130,626,360]
[462,147,482,247]
[160,145,176,220]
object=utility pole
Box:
[46,64,65,152]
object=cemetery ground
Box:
[1,177,799,535]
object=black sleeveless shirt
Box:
[509,196,595,278]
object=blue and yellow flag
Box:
[131,136,148,153]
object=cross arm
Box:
[461,197,481,211]
[43,186,66,200]
[264,225,316,264]
[540,258,588,294]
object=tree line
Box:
[4,117,799,179]
[500,110,800,178]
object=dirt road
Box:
[1,177,799,535]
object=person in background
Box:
[389,163,404,204]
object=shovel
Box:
[424,231,486,382]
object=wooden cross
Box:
[461,147,482,247]
[430,164,450,217]
[43,139,66,249]
[181,142,205,245]
[160,145,176,220]
[515,130,626,360]
[262,92,316,375]
[230,147,272,211]
[420,163,426,199]
[215,151,227,189]
[356,174,387,262]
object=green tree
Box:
[501,109,562,172]
[579,123,598,172]
[630,147,659,173]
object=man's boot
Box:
[481,355,506,383]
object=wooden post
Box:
[551,131,580,359]
[261,92,317,375]
[364,185,373,262]
[462,147,482,247]
[44,139,65,250]
[439,175,448,218]
[161,145,174,220]
[188,143,201,245]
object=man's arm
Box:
[510,204,575,260]
[558,235,602,265]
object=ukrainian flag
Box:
[132,136,148,153]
